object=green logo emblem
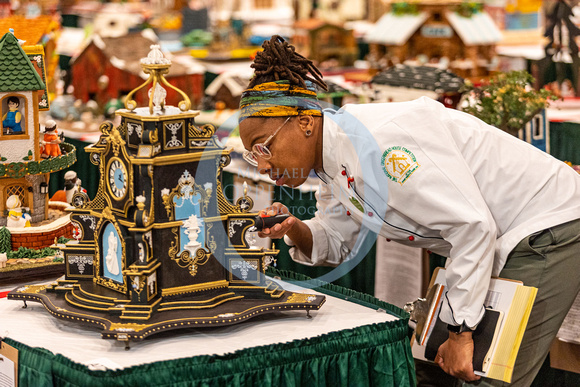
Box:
[381,146,420,185]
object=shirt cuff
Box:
[439,293,486,329]
[284,220,331,266]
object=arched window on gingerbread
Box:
[4,183,31,227]
[1,95,26,137]
[5,184,27,208]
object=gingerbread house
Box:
[371,64,464,107]
[204,72,250,110]
[0,31,76,228]
[292,18,358,67]
[365,0,502,78]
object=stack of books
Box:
[411,267,537,383]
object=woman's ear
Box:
[297,116,314,137]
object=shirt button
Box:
[367,212,373,217]
[386,238,391,242]
[346,210,351,216]
[341,170,346,176]
[408,236,415,241]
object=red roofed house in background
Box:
[70,29,204,108]
[0,0,11,18]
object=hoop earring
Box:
[305,129,312,137]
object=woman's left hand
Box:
[257,203,296,239]
[434,332,480,382]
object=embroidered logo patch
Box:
[381,146,420,185]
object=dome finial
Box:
[124,44,190,114]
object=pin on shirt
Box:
[341,165,364,215]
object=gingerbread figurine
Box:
[40,119,62,158]
[2,96,23,134]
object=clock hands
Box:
[108,160,128,199]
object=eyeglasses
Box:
[243,117,291,167]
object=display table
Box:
[0,270,415,386]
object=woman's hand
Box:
[434,332,480,382]
[257,202,296,239]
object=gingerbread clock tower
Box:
[9,46,325,345]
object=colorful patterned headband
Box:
[239,80,322,122]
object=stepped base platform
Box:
[0,262,64,286]
[8,279,325,346]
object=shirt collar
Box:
[316,109,340,182]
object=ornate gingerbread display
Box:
[9,45,325,346]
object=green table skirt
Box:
[3,270,415,387]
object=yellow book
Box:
[411,267,537,383]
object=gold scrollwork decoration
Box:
[168,227,211,277]
[262,255,277,272]
[161,191,173,220]
[158,74,191,112]
[101,207,115,222]
[236,196,254,213]
[168,227,180,259]
[149,129,159,144]
[188,123,216,138]
[207,223,217,251]
[125,75,153,111]
[109,127,126,157]
[219,153,231,168]
[100,121,114,136]
[131,276,146,294]
[95,276,128,294]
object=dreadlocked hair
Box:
[249,35,328,91]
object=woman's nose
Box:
[256,157,271,174]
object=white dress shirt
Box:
[285,97,580,328]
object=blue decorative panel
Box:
[174,191,201,220]
[102,223,123,283]
[173,170,202,220]
[523,109,549,153]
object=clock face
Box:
[108,158,128,199]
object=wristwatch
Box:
[447,323,474,334]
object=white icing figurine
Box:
[6,195,31,228]
[183,214,202,255]
[105,231,120,275]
